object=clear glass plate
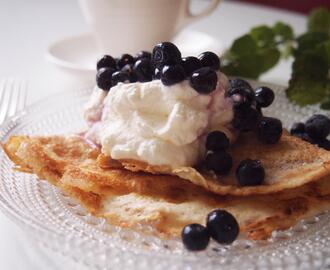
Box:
[0,82,330,270]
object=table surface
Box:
[0,0,306,269]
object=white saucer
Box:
[45,30,224,75]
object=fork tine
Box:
[0,80,6,108]
[0,79,14,123]
[0,78,28,124]
[19,80,28,111]
[8,79,20,117]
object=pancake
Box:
[60,162,330,240]
[99,132,330,196]
[3,134,330,240]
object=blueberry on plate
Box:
[189,67,217,94]
[117,54,135,69]
[198,51,220,70]
[206,209,239,244]
[236,159,265,186]
[133,59,153,82]
[181,224,210,251]
[229,79,253,91]
[254,86,274,108]
[305,114,330,141]
[181,56,202,76]
[96,67,116,91]
[96,55,116,70]
[227,87,255,108]
[111,71,130,86]
[135,51,152,60]
[160,65,185,86]
[257,116,283,144]
[290,122,305,135]
[205,151,232,175]
[152,42,182,67]
[153,67,162,80]
[206,131,230,151]
[232,106,260,131]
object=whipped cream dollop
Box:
[84,73,235,168]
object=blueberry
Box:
[236,159,265,186]
[133,59,153,82]
[153,67,162,80]
[293,132,316,144]
[96,55,116,70]
[189,67,217,94]
[229,79,253,91]
[111,71,130,86]
[232,106,260,131]
[257,117,283,144]
[305,114,330,141]
[121,64,137,83]
[152,42,181,67]
[254,86,275,108]
[135,51,152,60]
[205,151,232,175]
[117,54,135,69]
[290,122,305,135]
[161,65,185,86]
[206,131,230,151]
[181,56,202,76]
[317,139,330,151]
[96,67,115,91]
[198,51,220,70]
[181,224,210,251]
[121,64,133,73]
[293,131,327,147]
[206,210,239,245]
[227,87,255,108]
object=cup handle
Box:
[175,0,220,33]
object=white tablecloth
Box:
[0,0,305,269]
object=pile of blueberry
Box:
[96,52,151,90]
[95,42,221,93]
[290,114,330,150]
[182,209,239,251]
[203,79,282,186]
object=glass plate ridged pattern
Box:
[0,82,330,270]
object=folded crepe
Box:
[99,132,330,196]
[3,134,330,240]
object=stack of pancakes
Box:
[3,132,330,240]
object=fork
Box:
[0,79,28,124]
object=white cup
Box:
[79,0,220,56]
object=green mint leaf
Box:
[286,80,328,106]
[222,53,262,79]
[250,25,275,47]
[222,34,263,79]
[308,7,330,34]
[222,33,281,79]
[258,48,281,73]
[316,39,330,65]
[295,32,328,56]
[292,48,329,81]
[231,34,258,55]
[273,22,294,41]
